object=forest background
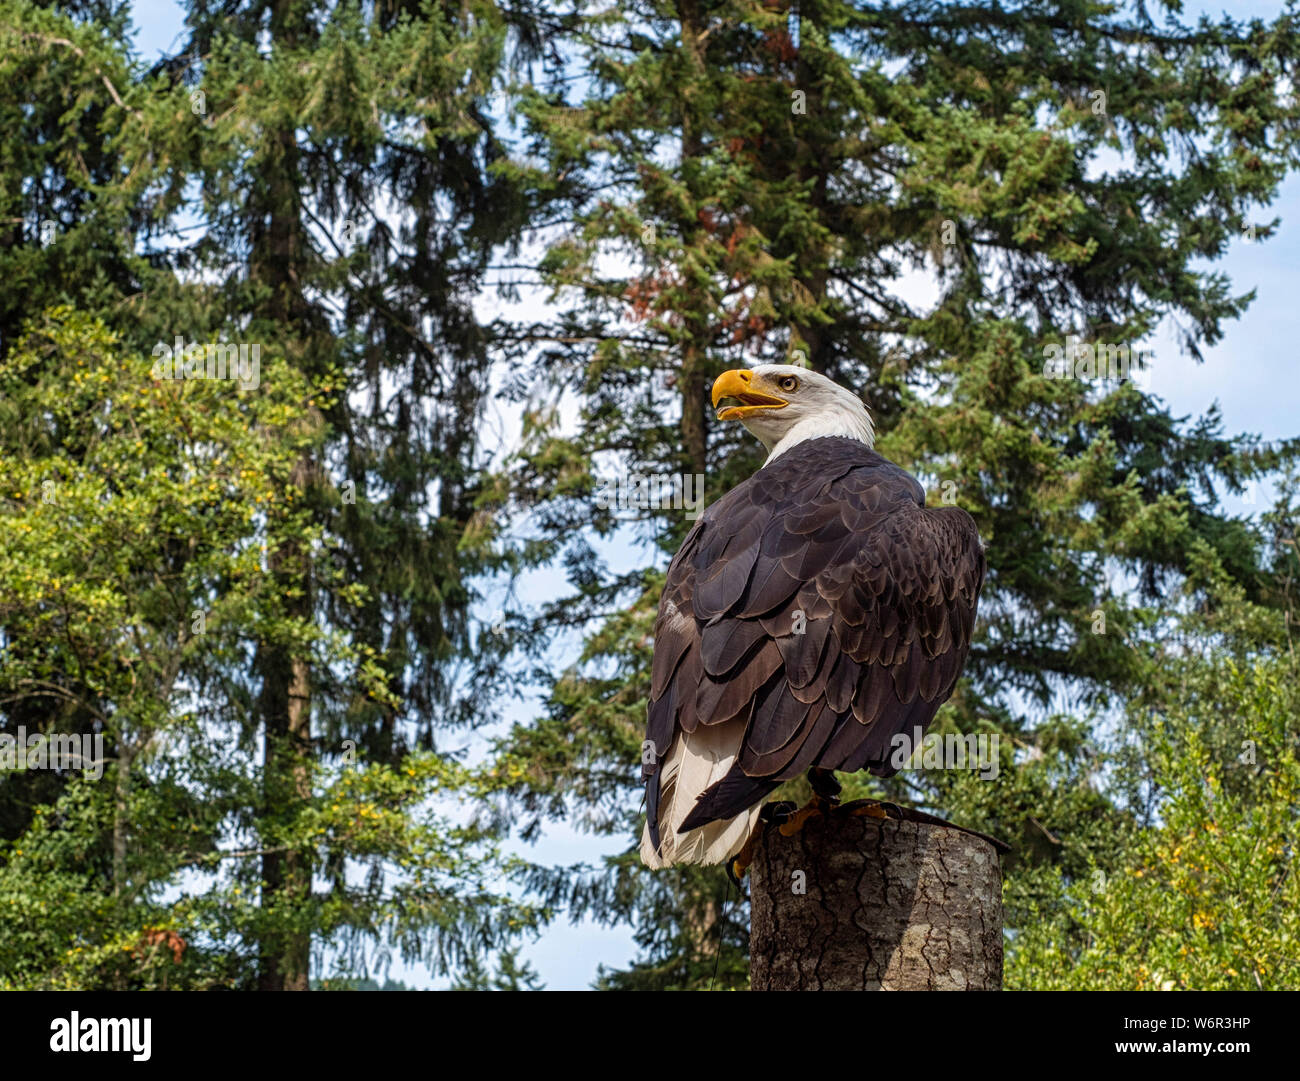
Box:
[1,0,1297,989]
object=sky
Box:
[122,0,1299,988]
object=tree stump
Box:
[749,803,1005,990]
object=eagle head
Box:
[711,364,875,461]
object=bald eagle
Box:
[640,365,985,874]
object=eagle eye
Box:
[778,376,798,392]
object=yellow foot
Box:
[848,800,892,820]
[729,795,845,878]
[778,796,831,837]
[729,818,764,881]
[731,829,759,880]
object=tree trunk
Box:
[112,742,131,906]
[676,0,711,480]
[749,804,1004,990]
[254,0,314,992]
[256,460,314,993]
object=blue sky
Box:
[122,0,1299,988]
[126,0,1300,451]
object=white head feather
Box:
[720,364,875,464]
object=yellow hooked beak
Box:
[711,369,789,422]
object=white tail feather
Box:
[639,721,760,868]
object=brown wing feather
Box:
[645,436,984,846]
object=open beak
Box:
[711,370,789,422]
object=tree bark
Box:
[253,0,315,993]
[676,0,711,480]
[749,805,1004,990]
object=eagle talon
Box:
[808,767,842,805]
[728,812,770,884]
[727,799,803,883]
[778,799,825,836]
[849,799,895,820]
[759,800,798,825]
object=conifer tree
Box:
[487,0,1300,987]
[0,0,550,987]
